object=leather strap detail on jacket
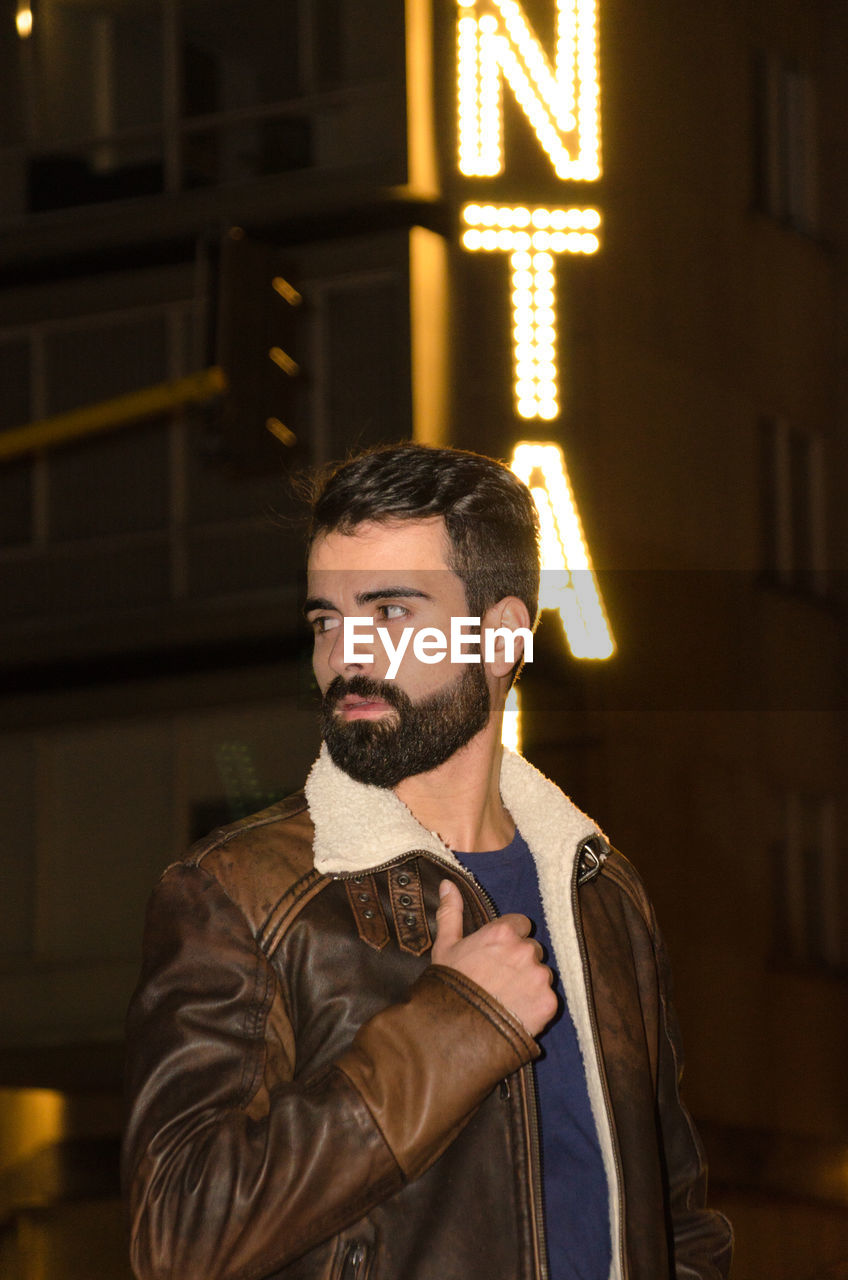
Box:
[388,862,432,956]
[346,874,390,951]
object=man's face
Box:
[305,518,490,787]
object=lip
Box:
[336,694,394,720]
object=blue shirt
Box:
[455,829,611,1280]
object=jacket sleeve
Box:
[122,862,538,1280]
[650,907,734,1280]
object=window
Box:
[753,50,818,234]
[0,299,292,628]
[1,0,404,218]
[0,234,412,638]
[773,791,843,970]
[23,0,167,212]
[759,417,826,595]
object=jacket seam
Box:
[260,869,331,956]
[172,862,284,1110]
[237,946,277,1107]
[652,916,710,1213]
[428,965,537,1066]
[189,795,309,867]
[598,853,653,928]
[331,1061,407,1183]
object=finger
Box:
[434,879,465,948]
[498,912,532,939]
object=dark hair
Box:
[308,442,540,625]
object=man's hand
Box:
[430,880,558,1038]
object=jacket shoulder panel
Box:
[597,846,656,932]
[185,790,310,861]
[176,791,324,941]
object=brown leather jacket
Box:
[123,749,732,1280]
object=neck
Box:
[393,714,514,853]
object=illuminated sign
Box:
[457,0,600,180]
[16,1,33,39]
[503,686,522,751]
[453,0,615,723]
[511,442,614,658]
[456,0,601,424]
[461,202,600,419]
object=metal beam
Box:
[0,366,226,462]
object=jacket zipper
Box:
[463,863,549,1280]
[519,1053,549,1280]
[339,1239,368,1279]
[571,839,627,1280]
[338,848,549,1280]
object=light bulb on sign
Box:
[461,205,602,421]
[16,0,33,38]
[456,1,601,181]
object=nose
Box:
[325,617,373,679]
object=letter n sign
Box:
[457,0,600,180]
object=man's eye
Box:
[311,615,341,634]
[377,603,409,621]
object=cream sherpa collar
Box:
[304,744,621,1280]
[304,742,602,875]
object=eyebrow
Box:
[302,586,433,616]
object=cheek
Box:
[311,640,332,688]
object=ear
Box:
[481,596,534,679]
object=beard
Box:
[321,664,491,789]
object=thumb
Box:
[434,879,465,949]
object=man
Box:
[123,443,732,1280]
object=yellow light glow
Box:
[16,0,33,38]
[461,204,602,421]
[0,1089,67,1166]
[463,204,600,232]
[456,0,601,181]
[501,684,522,749]
[511,442,614,659]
